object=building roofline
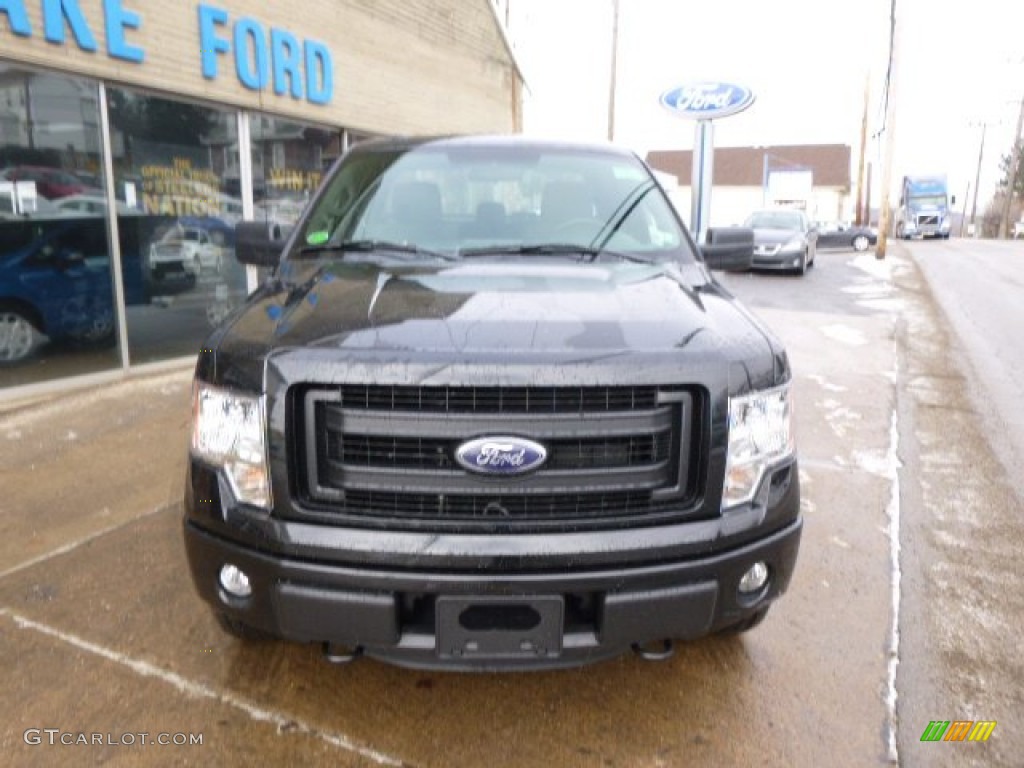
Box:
[485,0,527,88]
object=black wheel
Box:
[793,252,807,276]
[215,612,272,641]
[718,606,770,635]
[852,234,870,252]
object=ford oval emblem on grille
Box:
[455,436,547,476]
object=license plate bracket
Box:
[436,595,564,661]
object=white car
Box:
[55,194,142,217]
[149,227,224,276]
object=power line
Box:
[873,0,897,140]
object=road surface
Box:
[1,242,1019,766]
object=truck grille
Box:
[331,433,673,471]
[324,384,661,413]
[290,385,700,533]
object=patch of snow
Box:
[884,410,903,764]
[851,252,900,281]
[824,404,862,438]
[821,324,868,347]
[806,374,847,393]
[853,449,894,479]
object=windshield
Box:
[907,194,947,208]
[291,141,694,263]
[744,211,805,231]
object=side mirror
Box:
[700,227,753,271]
[235,220,289,267]
[56,249,86,269]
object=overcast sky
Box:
[505,0,1024,211]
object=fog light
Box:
[739,561,769,594]
[219,564,252,598]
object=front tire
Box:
[215,612,272,641]
[852,234,870,251]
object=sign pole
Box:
[659,82,754,244]
[691,120,714,244]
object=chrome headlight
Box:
[780,236,804,253]
[723,384,795,509]
[191,382,271,509]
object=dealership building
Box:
[0,0,522,397]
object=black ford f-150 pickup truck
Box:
[183,135,801,670]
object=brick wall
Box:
[0,0,520,135]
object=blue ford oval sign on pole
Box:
[660,83,755,120]
[660,82,756,244]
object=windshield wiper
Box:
[297,239,458,261]
[459,243,653,263]
[588,180,658,252]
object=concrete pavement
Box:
[1,242,1020,767]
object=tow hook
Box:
[322,643,363,665]
[632,639,674,661]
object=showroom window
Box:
[0,65,119,389]
[0,67,389,395]
[250,114,342,229]
[106,87,246,365]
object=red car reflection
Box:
[0,166,101,199]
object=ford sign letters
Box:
[456,436,548,476]
[659,82,755,120]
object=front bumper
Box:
[184,510,802,671]
[752,250,804,271]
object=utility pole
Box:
[876,0,900,260]
[998,93,1024,239]
[865,163,873,225]
[606,0,620,142]
[969,122,986,237]
[854,74,870,225]
[959,182,969,237]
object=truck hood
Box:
[205,259,783,392]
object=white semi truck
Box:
[895,175,953,240]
